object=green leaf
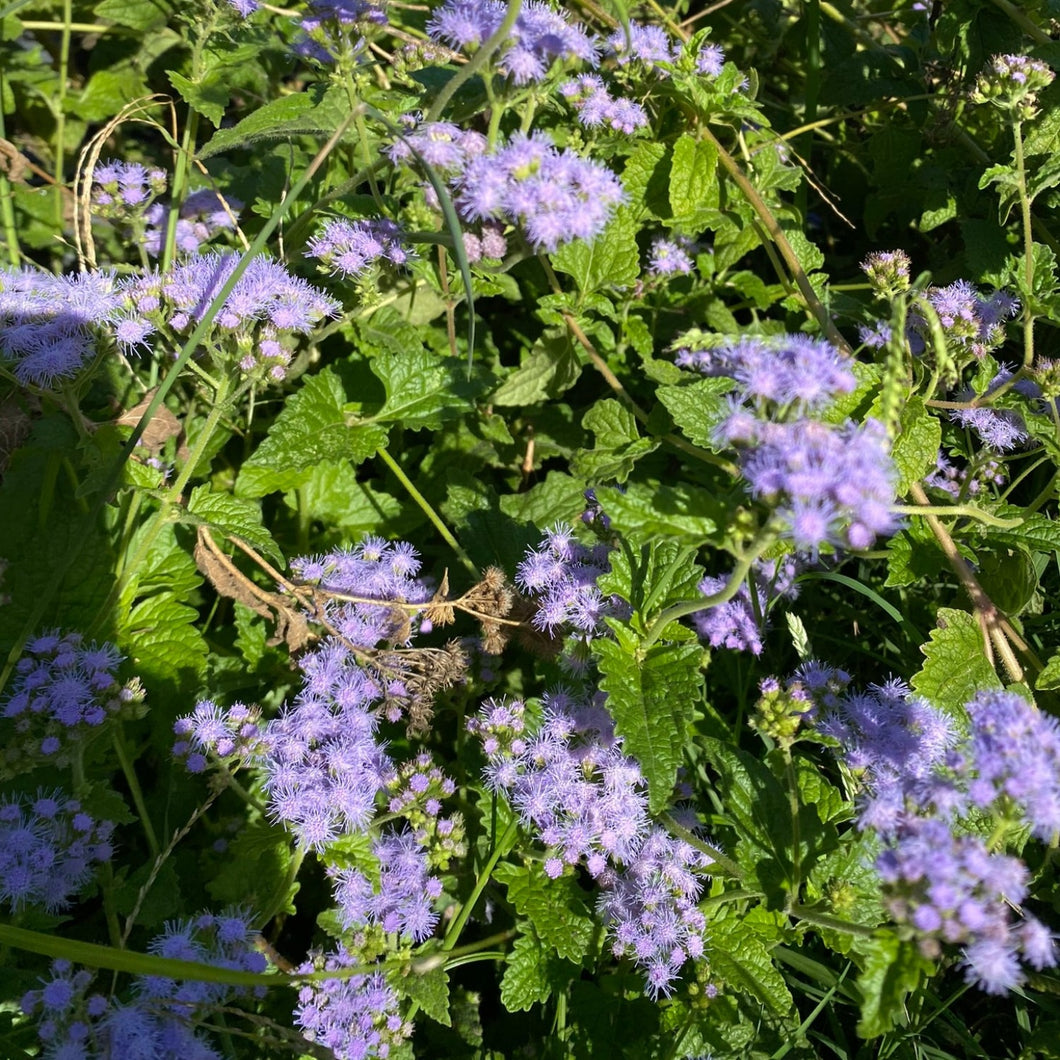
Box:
[856,933,934,1038]
[705,917,793,1016]
[186,485,283,566]
[119,593,209,684]
[656,378,733,450]
[622,141,669,218]
[498,473,587,529]
[237,369,387,497]
[207,821,297,916]
[552,206,639,293]
[572,399,658,484]
[988,508,1060,554]
[491,331,581,407]
[396,966,451,1027]
[596,538,704,624]
[366,347,480,430]
[199,84,350,158]
[286,462,404,536]
[500,931,558,1012]
[976,547,1038,616]
[889,397,941,494]
[910,608,1001,715]
[94,0,166,29]
[492,862,596,963]
[594,628,702,812]
[595,481,721,545]
[166,69,230,126]
[668,133,719,229]
[1037,650,1060,691]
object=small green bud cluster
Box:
[973,53,1055,119]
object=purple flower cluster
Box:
[456,131,626,252]
[817,677,1059,992]
[462,222,508,263]
[427,0,597,84]
[331,830,443,942]
[948,366,1037,451]
[383,751,465,867]
[91,159,167,218]
[924,450,1006,497]
[0,266,122,387]
[307,217,413,278]
[515,525,623,635]
[676,334,857,413]
[0,790,114,912]
[143,189,243,257]
[693,555,802,655]
[975,53,1056,116]
[560,74,649,134]
[2,629,138,766]
[21,910,265,1059]
[173,699,263,773]
[294,948,410,1060]
[120,253,339,380]
[296,0,387,65]
[388,119,487,174]
[696,42,726,76]
[598,826,709,999]
[607,22,676,67]
[469,691,716,997]
[647,235,696,277]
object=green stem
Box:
[0,26,19,267]
[377,446,478,578]
[893,504,1022,528]
[796,0,821,223]
[425,0,522,122]
[1012,118,1036,370]
[643,531,777,649]
[160,110,201,278]
[113,728,160,858]
[54,0,73,230]
[986,0,1052,42]
[783,748,802,905]
[441,819,519,952]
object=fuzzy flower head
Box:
[294,948,412,1060]
[0,267,124,387]
[119,253,339,383]
[428,0,598,83]
[456,131,626,252]
[947,366,1039,452]
[296,0,387,65]
[924,449,1006,498]
[974,53,1055,118]
[387,119,487,174]
[2,629,142,774]
[607,21,676,69]
[91,159,167,220]
[0,791,114,912]
[559,74,649,134]
[647,235,696,277]
[307,217,413,279]
[912,281,1020,361]
[143,189,243,258]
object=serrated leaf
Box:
[552,207,639,292]
[669,133,719,228]
[207,821,296,916]
[500,931,555,1012]
[286,462,404,535]
[622,141,669,218]
[976,547,1038,616]
[595,482,721,545]
[596,538,704,624]
[166,69,230,126]
[94,0,166,29]
[199,85,349,158]
[1036,650,1060,691]
[492,331,581,406]
[498,473,586,529]
[187,485,283,565]
[366,347,479,431]
[910,608,1001,715]
[856,933,933,1038]
[889,397,941,494]
[594,630,702,812]
[988,509,1060,553]
[572,399,658,484]
[705,917,793,1016]
[395,966,451,1027]
[493,863,595,962]
[120,593,209,683]
[237,369,387,498]
[656,378,733,450]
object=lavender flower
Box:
[560,74,649,134]
[296,0,387,65]
[676,334,856,413]
[647,235,696,276]
[0,791,114,912]
[143,189,243,257]
[911,281,1020,360]
[456,130,626,252]
[307,217,413,278]
[718,415,899,551]
[331,830,443,942]
[387,119,487,173]
[2,629,140,769]
[294,948,411,1060]
[0,267,124,387]
[948,367,1035,451]
[693,555,802,655]
[607,21,676,67]
[427,0,598,84]
[924,450,1006,497]
[861,249,911,298]
[974,53,1056,117]
[91,159,167,218]
[696,42,725,76]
